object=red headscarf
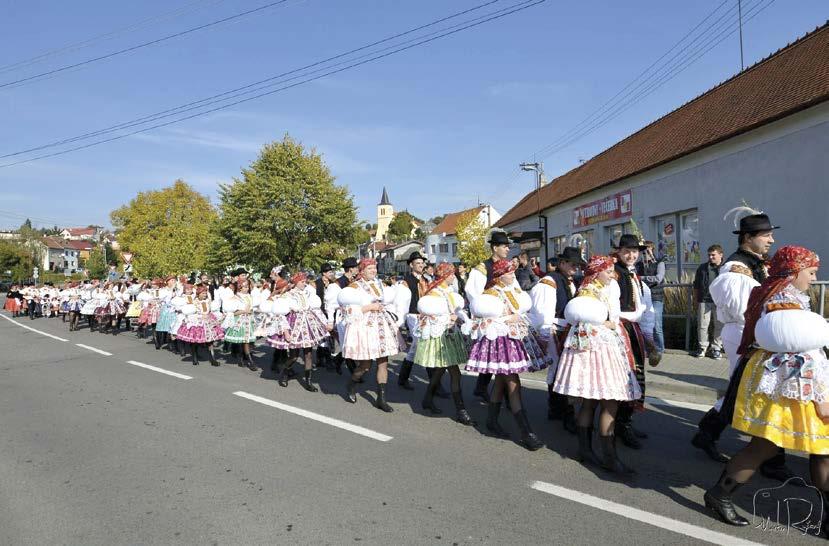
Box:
[485,259,515,289]
[291,271,308,285]
[737,245,819,355]
[273,278,290,294]
[357,258,376,280]
[196,284,209,296]
[427,262,455,293]
[581,255,616,286]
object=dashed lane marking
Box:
[0,313,68,341]
[126,360,193,380]
[233,391,393,442]
[75,343,113,356]
[530,481,764,546]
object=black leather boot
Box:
[615,420,642,450]
[760,450,799,484]
[154,330,162,350]
[421,370,443,414]
[598,435,635,475]
[208,348,220,366]
[576,426,601,466]
[513,409,543,451]
[191,344,199,365]
[452,391,475,426]
[245,352,258,371]
[177,339,186,357]
[334,354,343,375]
[486,402,509,437]
[474,374,491,402]
[398,360,415,390]
[691,408,729,462]
[346,377,358,403]
[426,368,449,399]
[278,364,291,387]
[375,384,393,413]
[704,471,749,526]
[302,370,319,392]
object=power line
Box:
[0,0,304,90]
[0,0,510,160]
[0,0,229,76]
[0,0,546,167]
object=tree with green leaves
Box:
[84,248,107,279]
[214,135,361,272]
[110,180,218,277]
[0,240,34,282]
[386,210,417,243]
[455,210,489,267]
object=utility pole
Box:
[738,0,745,71]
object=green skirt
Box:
[414,330,469,368]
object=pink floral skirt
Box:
[176,313,225,344]
[553,340,641,401]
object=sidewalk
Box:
[519,349,729,407]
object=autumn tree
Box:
[386,210,418,243]
[110,180,218,277]
[455,210,489,267]
[214,135,361,272]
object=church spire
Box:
[379,186,391,206]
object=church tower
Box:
[375,187,394,242]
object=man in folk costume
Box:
[691,207,796,482]
[611,233,650,449]
[314,262,336,370]
[397,251,448,397]
[324,257,360,375]
[464,228,513,402]
[530,246,585,435]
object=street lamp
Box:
[519,162,548,262]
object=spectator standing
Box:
[636,241,665,356]
[515,251,539,291]
[691,245,724,358]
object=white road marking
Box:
[646,396,710,412]
[530,481,764,546]
[233,391,393,442]
[126,360,192,380]
[0,313,68,341]
[75,343,113,356]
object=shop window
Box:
[551,235,567,257]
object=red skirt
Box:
[4,298,21,312]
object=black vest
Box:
[548,271,578,319]
[615,263,643,313]
[726,249,767,282]
[404,272,425,314]
[315,277,328,316]
[336,275,350,289]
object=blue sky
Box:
[0,0,826,230]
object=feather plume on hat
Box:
[723,201,762,229]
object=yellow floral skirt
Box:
[733,350,829,455]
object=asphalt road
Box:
[0,311,823,545]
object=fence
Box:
[661,280,829,352]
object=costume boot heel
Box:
[209,348,220,366]
[376,383,393,413]
[513,409,543,451]
[191,345,199,365]
[452,392,475,426]
[245,353,258,371]
[576,426,601,466]
[302,370,319,392]
[703,471,749,526]
[598,435,635,475]
[154,331,162,350]
[346,377,358,403]
[278,364,291,387]
[421,371,443,415]
[485,402,509,437]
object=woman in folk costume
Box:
[168,283,197,356]
[176,284,224,366]
[414,262,475,426]
[261,278,294,371]
[136,279,162,339]
[125,280,145,323]
[94,282,125,334]
[704,246,829,529]
[79,281,99,330]
[4,284,23,317]
[222,279,259,371]
[153,276,179,349]
[64,282,84,332]
[553,255,641,474]
[465,259,545,451]
[270,272,330,392]
[338,258,402,412]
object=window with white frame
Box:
[653,209,699,282]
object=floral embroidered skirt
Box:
[137,301,160,325]
[465,335,531,375]
[268,310,329,350]
[553,336,641,401]
[733,349,829,455]
[155,303,177,333]
[415,330,469,368]
[95,300,125,318]
[80,301,99,316]
[125,300,143,318]
[341,311,400,361]
[176,313,225,344]
[224,314,256,344]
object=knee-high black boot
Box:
[691,408,729,463]
[375,383,393,413]
[302,369,318,392]
[513,409,543,451]
[615,403,642,449]
[278,363,292,387]
[598,435,635,475]
[576,426,601,465]
[421,369,443,415]
[452,391,475,426]
[208,345,220,366]
[398,360,415,390]
[486,402,508,437]
[191,343,199,365]
[704,471,749,526]
[154,330,163,350]
[426,368,449,398]
[474,374,492,402]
